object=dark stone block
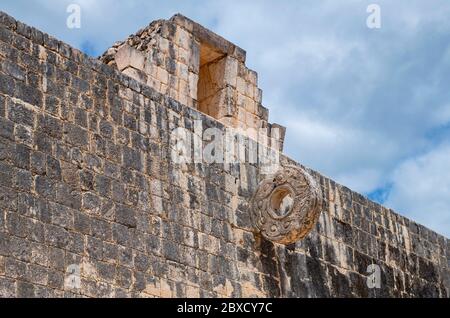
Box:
[56,183,81,210]
[0,117,14,140]
[1,59,25,81]
[15,81,42,108]
[112,223,131,247]
[47,270,64,289]
[116,266,132,289]
[96,261,116,283]
[94,174,111,198]
[34,132,52,153]
[46,156,61,180]
[6,212,29,238]
[17,281,35,298]
[91,218,111,240]
[86,236,103,260]
[14,124,32,144]
[79,170,94,191]
[15,169,32,191]
[99,120,113,139]
[134,252,150,272]
[73,211,91,235]
[111,181,126,203]
[328,265,352,297]
[44,224,69,248]
[13,143,30,169]
[0,73,15,96]
[162,239,180,263]
[0,277,16,297]
[0,95,6,117]
[94,135,106,158]
[35,175,56,199]
[44,95,60,115]
[38,114,62,138]
[0,232,11,256]
[123,146,142,171]
[84,153,102,172]
[145,234,161,256]
[349,272,369,297]
[118,246,133,267]
[115,204,136,228]
[28,220,45,243]
[9,236,31,262]
[64,123,88,148]
[418,257,439,283]
[48,247,65,271]
[306,256,330,297]
[102,242,118,263]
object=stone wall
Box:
[0,11,449,298]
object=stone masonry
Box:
[0,11,449,298]
[100,14,285,150]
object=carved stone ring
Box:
[250,165,323,244]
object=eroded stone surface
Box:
[250,165,322,244]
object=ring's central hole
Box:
[270,188,294,217]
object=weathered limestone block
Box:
[115,44,146,71]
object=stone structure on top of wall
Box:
[0,10,449,298]
[100,14,285,151]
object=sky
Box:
[1,0,449,237]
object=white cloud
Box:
[385,143,450,237]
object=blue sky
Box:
[1,0,450,237]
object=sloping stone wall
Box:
[0,11,449,298]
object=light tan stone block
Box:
[245,112,260,130]
[244,96,256,114]
[255,88,263,104]
[186,98,194,108]
[208,59,225,88]
[144,277,161,297]
[169,88,178,100]
[143,61,153,77]
[246,82,255,99]
[160,83,168,94]
[237,109,246,123]
[160,279,173,298]
[0,256,4,275]
[122,67,147,83]
[169,74,179,91]
[175,26,191,50]
[178,93,188,106]
[188,72,198,99]
[157,67,169,85]
[115,44,145,71]
[159,37,170,54]
[236,93,245,108]
[236,77,247,95]
[147,77,161,91]
[38,45,47,60]
[186,285,200,298]
[178,47,189,65]
[241,281,266,298]
[248,69,258,85]
[224,57,238,88]
[177,63,189,82]
[179,79,189,95]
